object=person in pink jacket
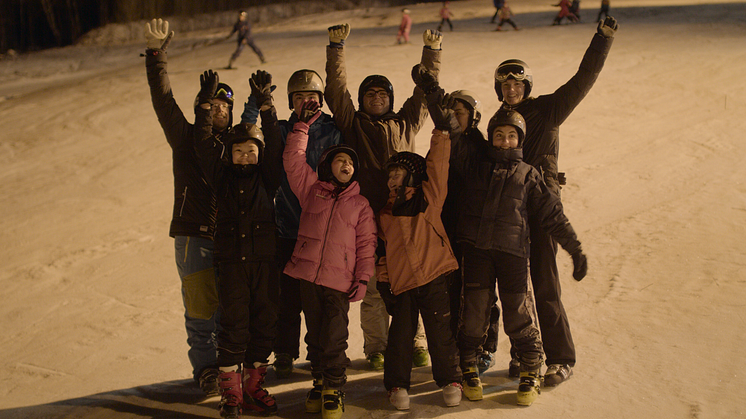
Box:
[282,99,378,419]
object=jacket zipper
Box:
[179,186,188,217]
[314,193,338,283]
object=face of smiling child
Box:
[331,152,354,184]
[232,140,259,165]
[491,125,520,149]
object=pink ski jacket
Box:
[282,120,378,294]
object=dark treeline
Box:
[2,0,420,53]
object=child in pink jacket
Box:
[282,100,377,419]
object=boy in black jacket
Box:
[194,70,283,419]
[450,108,588,406]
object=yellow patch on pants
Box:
[182,268,219,320]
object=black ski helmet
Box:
[224,122,264,163]
[287,69,324,110]
[385,151,428,187]
[494,59,533,101]
[317,144,359,184]
[450,90,482,129]
[194,82,235,126]
[487,109,526,147]
[358,75,394,112]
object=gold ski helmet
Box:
[287,69,324,110]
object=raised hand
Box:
[328,23,351,44]
[249,70,275,108]
[423,29,443,50]
[411,63,439,94]
[429,91,458,132]
[145,18,174,50]
[197,70,218,106]
[597,16,618,38]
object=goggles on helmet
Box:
[216,87,233,100]
[495,64,527,83]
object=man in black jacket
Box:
[144,19,233,396]
[494,16,618,386]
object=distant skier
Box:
[552,0,579,25]
[225,10,266,69]
[397,8,413,44]
[495,0,520,31]
[438,1,454,32]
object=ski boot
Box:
[218,367,243,418]
[367,352,384,371]
[321,388,345,419]
[461,363,483,401]
[305,375,324,413]
[273,353,294,379]
[241,362,278,415]
[516,371,541,406]
[413,348,429,367]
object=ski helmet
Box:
[487,109,526,147]
[450,90,482,128]
[358,75,394,112]
[385,151,428,187]
[317,144,359,184]
[287,69,324,110]
[494,59,533,101]
[224,122,265,163]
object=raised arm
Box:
[282,101,323,207]
[193,70,225,187]
[397,30,443,139]
[324,24,357,142]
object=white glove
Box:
[423,29,443,50]
[597,16,618,38]
[145,18,173,50]
[328,24,350,44]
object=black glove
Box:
[428,91,458,132]
[571,250,588,281]
[197,70,218,107]
[249,70,275,108]
[597,16,618,38]
[298,99,321,124]
[376,280,396,315]
[411,63,439,95]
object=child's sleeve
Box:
[354,203,378,285]
[421,129,451,209]
[260,104,284,194]
[282,121,319,208]
[526,169,582,255]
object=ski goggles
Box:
[495,64,528,82]
[215,87,234,101]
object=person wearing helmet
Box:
[225,10,266,69]
[448,107,588,406]
[374,86,464,410]
[144,19,235,397]
[493,15,618,386]
[194,70,285,419]
[282,100,377,419]
[324,23,443,374]
[240,68,342,380]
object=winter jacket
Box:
[145,49,220,240]
[242,102,342,240]
[450,142,581,258]
[501,32,614,194]
[377,130,459,296]
[193,103,283,264]
[325,45,441,213]
[282,120,377,294]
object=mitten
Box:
[597,16,618,38]
[571,250,588,281]
[348,280,368,303]
[145,18,173,51]
[411,63,439,95]
[428,91,458,132]
[376,280,397,315]
[197,70,218,107]
[423,29,443,50]
[328,24,351,45]
[249,70,275,109]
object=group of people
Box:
[144,10,618,419]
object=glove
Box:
[376,280,397,315]
[298,99,321,124]
[197,69,218,107]
[328,24,350,45]
[423,29,443,50]
[411,63,439,95]
[348,280,368,303]
[428,91,458,132]
[571,250,588,281]
[145,18,174,51]
[597,16,618,38]
[249,70,275,109]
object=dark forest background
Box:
[1,0,427,53]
